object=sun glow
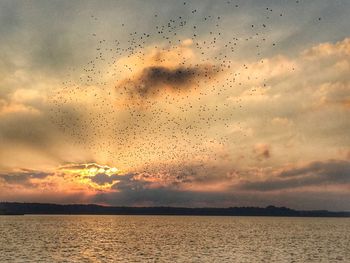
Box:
[58,163,122,191]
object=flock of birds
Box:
[49,1,322,172]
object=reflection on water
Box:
[0,216,349,262]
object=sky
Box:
[0,0,349,210]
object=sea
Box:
[0,215,349,262]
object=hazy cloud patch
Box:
[253,143,271,160]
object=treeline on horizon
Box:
[0,202,349,217]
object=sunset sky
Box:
[0,0,349,210]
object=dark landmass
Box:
[1,202,349,217]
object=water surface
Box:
[0,216,349,262]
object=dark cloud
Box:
[93,185,224,207]
[90,173,125,186]
[1,161,349,210]
[92,182,350,211]
[111,174,147,191]
[279,160,349,178]
[0,169,52,186]
[134,161,230,186]
[59,164,87,170]
[60,163,110,171]
[118,65,220,98]
[238,159,350,191]
[91,163,234,206]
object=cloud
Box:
[238,159,350,192]
[302,38,350,59]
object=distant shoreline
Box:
[1,202,349,217]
